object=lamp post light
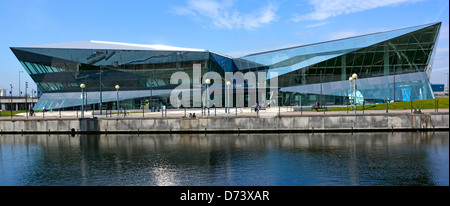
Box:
[99,66,103,115]
[31,89,36,110]
[31,88,34,111]
[352,74,358,112]
[226,80,231,113]
[349,73,358,114]
[115,85,120,116]
[80,83,85,118]
[205,79,211,116]
[19,71,24,97]
[25,82,28,119]
[33,90,36,105]
[10,84,13,119]
[348,76,353,110]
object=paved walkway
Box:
[1,107,448,120]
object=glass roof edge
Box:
[243,22,441,57]
[208,50,235,59]
[11,40,207,52]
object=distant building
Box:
[432,83,447,97]
[10,22,442,110]
[0,96,38,111]
[431,84,445,92]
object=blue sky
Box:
[0,0,448,96]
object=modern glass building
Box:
[10,22,441,110]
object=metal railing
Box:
[1,100,447,119]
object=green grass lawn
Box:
[325,97,449,112]
[0,110,45,117]
[0,110,26,117]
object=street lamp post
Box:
[10,84,13,119]
[31,88,34,111]
[393,65,396,102]
[226,80,231,113]
[320,70,323,106]
[205,79,211,116]
[33,90,36,109]
[99,66,103,115]
[25,82,28,119]
[349,76,354,112]
[349,73,358,114]
[31,89,35,111]
[80,84,85,118]
[115,85,120,116]
[19,71,24,97]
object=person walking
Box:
[315,101,320,112]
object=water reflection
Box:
[0,132,448,186]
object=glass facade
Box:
[10,22,441,110]
[237,22,441,106]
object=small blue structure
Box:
[431,84,445,92]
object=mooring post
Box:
[436,100,439,112]
[434,100,436,112]
[410,101,413,113]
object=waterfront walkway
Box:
[1,107,448,120]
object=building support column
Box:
[341,55,346,81]
[384,43,390,76]
[302,68,306,85]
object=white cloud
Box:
[438,22,449,42]
[226,42,305,57]
[326,27,394,41]
[433,47,449,71]
[431,66,449,73]
[436,46,449,54]
[292,0,425,22]
[173,0,278,30]
[304,22,328,28]
[431,43,449,85]
[327,30,358,40]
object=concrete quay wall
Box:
[0,113,448,134]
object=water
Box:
[0,132,448,186]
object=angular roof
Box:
[238,22,441,79]
[244,22,440,57]
[15,40,206,52]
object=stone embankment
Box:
[0,112,448,134]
